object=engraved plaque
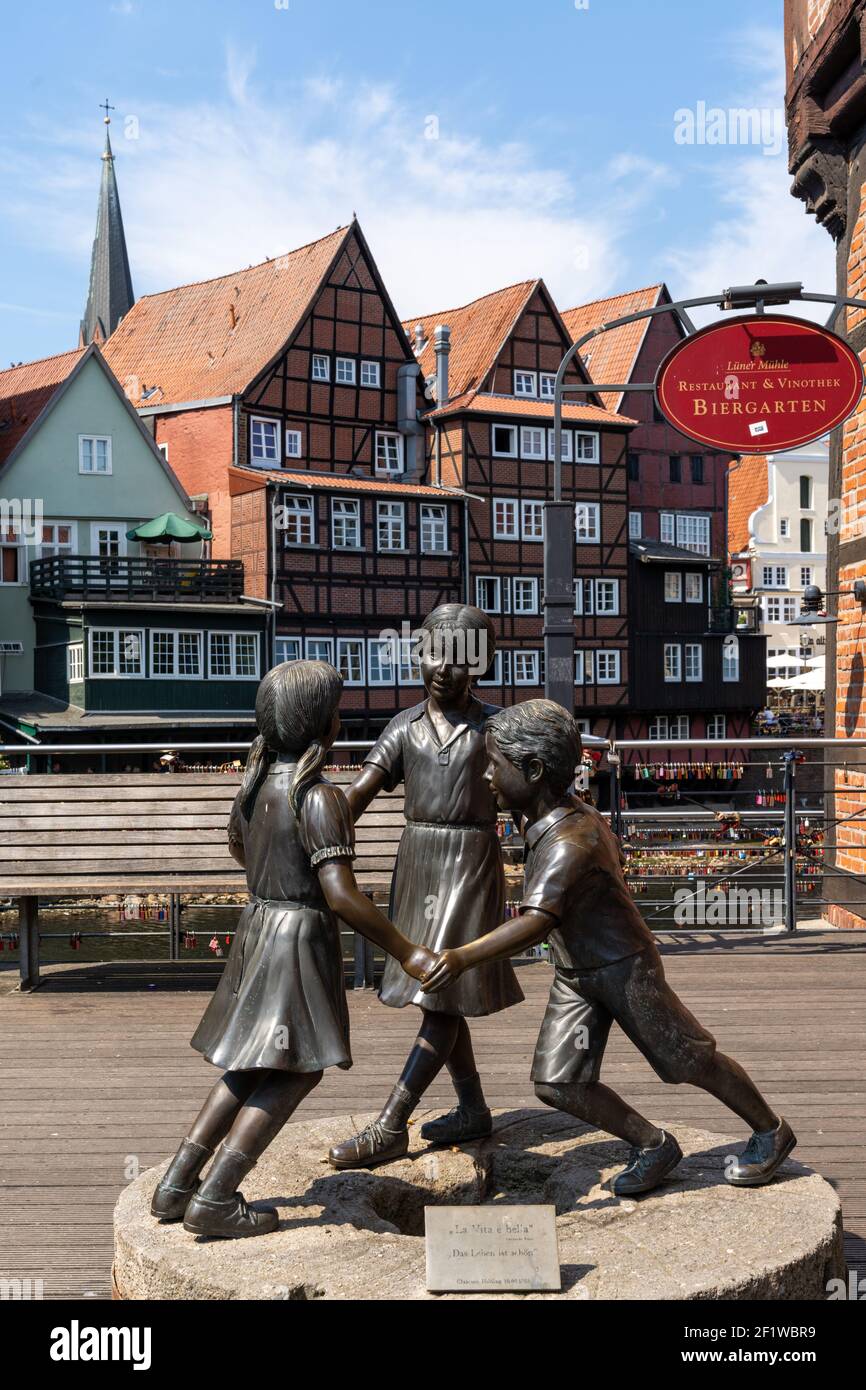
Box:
[425,1205,561,1293]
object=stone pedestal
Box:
[114,1109,844,1300]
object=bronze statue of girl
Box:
[151,660,435,1239]
[329,603,524,1170]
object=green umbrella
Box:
[126,512,213,542]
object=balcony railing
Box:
[29,556,245,603]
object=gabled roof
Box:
[561,284,666,411]
[403,278,603,414]
[728,456,769,553]
[0,347,88,465]
[0,343,193,507]
[103,224,352,407]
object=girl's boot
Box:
[183,1145,278,1239]
[151,1138,213,1222]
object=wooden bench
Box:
[0,773,406,991]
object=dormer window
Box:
[514,370,537,397]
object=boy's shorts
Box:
[531,944,717,1087]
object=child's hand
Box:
[402,944,438,981]
[420,948,464,993]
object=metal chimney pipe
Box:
[434,324,451,406]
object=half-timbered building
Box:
[404,281,635,740]
[103,221,465,738]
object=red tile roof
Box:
[0,347,88,466]
[561,284,665,411]
[428,393,635,427]
[728,455,769,553]
[402,281,539,404]
[103,226,351,407]
[229,467,464,499]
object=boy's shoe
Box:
[725,1118,796,1187]
[328,1120,409,1170]
[612,1132,683,1196]
[420,1106,493,1145]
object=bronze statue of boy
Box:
[423,699,796,1195]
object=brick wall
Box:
[153,405,234,558]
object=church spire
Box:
[79,101,135,345]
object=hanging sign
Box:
[655,313,864,453]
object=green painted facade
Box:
[0,350,203,696]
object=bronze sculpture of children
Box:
[423,699,796,1195]
[151,660,435,1239]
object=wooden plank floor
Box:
[1,929,865,1300]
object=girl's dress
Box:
[190,761,355,1074]
[367,697,524,1018]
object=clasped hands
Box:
[402,945,464,993]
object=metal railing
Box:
[28,555,245,602]
[1,736,864,984]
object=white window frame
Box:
[684,642,703,683]
[398,637,424,687]
[513,650,540,686]
[360,360,381,388]
[250,416,281,465]
[595,650,621,684]
[336,637,365,687]
[312,354,330,382]
[546,429,573,462]
[208,632,260,680]
[332,497,362,549]
[79,434,112,475]
[520,426,545,460]
[150,629,204,680]
[475,575,502,614]
[335,357,356,385]
[762,565,788,589]
[67,643,84,682]
[376,501,405,552]
[284,429,302,460]
[493,497,519,540]
[88,627,144,679]
[513,370,537,397]
[575,502,600,543]
[304,637,334,664]
[594,579,619,615]
[275,637,302,665]
[521,500,545,542]
[37,521,77,560]
[368,637,396,686]
[281,495,315,547]
[574,431,600,464]
[420,504,448,553]
[664,572,682,603]
[375,431,405,475]
[664,643,682,682]
[685,572,704,604]
[512,576,539,614]
[492,423,518,458]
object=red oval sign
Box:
[655,313,864,454]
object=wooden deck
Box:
[1,929,865,1300]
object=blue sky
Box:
[0,0,834,367]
